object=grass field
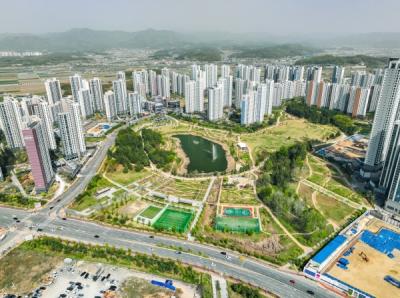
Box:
[105,166,151,186]
[242,119,338,161]
[315,193,356,225]
[215,216,260,233]
[153,208,194,233]
[140,205,162,219]
[120,277,173,298]
[0,248,62,295]
[220,184,259,205]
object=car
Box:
[57,199,61,202]
[94,234,99,238]
[16,220,20,223]
[289,279,295,284]
[49,206,54,210]
[37,228,43,232]
[109,285,117,291]
[62,217,67,220]
[80,271,86,277]
[175,251,182,254]
[220,251,227,255]
[306,290,315,295]
[149,235,154,239]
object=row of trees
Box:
[230,283,263,298]
[170,110,279,134]
[257,142,333,246]
[286,98,356,135]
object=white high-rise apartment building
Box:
[32,101,56,150]
[0,97,25,149]
[89,78,103,112]
[113,79,127,115]
[264,80,274,116]
[191,64,201,81]
[254,84,267,123]
[78,88,94,119]
[204,64,218,88]
[221,65,230,78]
[218,76,233,107]
[235,78,247,108]
[184,81,196,113]
[365,58,400,168]
[332,66,345,84]
[103,91,116,122]
[149,70,158,97]
[69,74,83,102]
[241,92,256,125]
[58,99,86,159]
[128,92,142,116]
[208,85,224,121]
[44,78,62,105]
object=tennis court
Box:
[223,207,253,217]
[153,208,194,233]
[139,205,162,219]
[215,216,260,233]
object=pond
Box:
[173,134,227,173]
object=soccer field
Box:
[215,216,260,233]
[153,208,194,233]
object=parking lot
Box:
[25,260,199,298]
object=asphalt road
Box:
[0,119,338,298]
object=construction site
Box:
[304,210,400,298]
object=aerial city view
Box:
[1,0,400,297]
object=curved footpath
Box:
[0,118,338,298]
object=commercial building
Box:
[22,119,54,193]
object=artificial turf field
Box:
[140,205,162,219]
[153,208,194,232]
[215,216,261,233]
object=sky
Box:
[1,0,399,34]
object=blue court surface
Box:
[312,235,347,264]
[360,229,400,257]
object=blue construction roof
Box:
[360,228,400,256]
[312,235,347,264]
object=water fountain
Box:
[212,143,218,161]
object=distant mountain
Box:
[0,28,185,52]
[0,29,399,52]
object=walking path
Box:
[212,275,228,298]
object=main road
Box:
[0,120,338,298]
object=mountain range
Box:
[1,28,400,52]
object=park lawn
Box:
[85,136,106,143]
[0,248,62,295]
[106,167,151,186]
[307,173,328,186]
[242,119,338,162]
[140,205,162,219]
[315,193,356,226]
[308,155,330,175]
[220,184,259,205]
[325,179,362,203]
[70,175,114,211]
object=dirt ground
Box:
[326,241,400,298]
[119,200,148,217]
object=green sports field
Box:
[215,216,260,233]
[140,206,162,219]
[223,207,252,217]
[153,208,194,233]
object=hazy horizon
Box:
[1,0,400,34]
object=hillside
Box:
[295,55,388,68]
